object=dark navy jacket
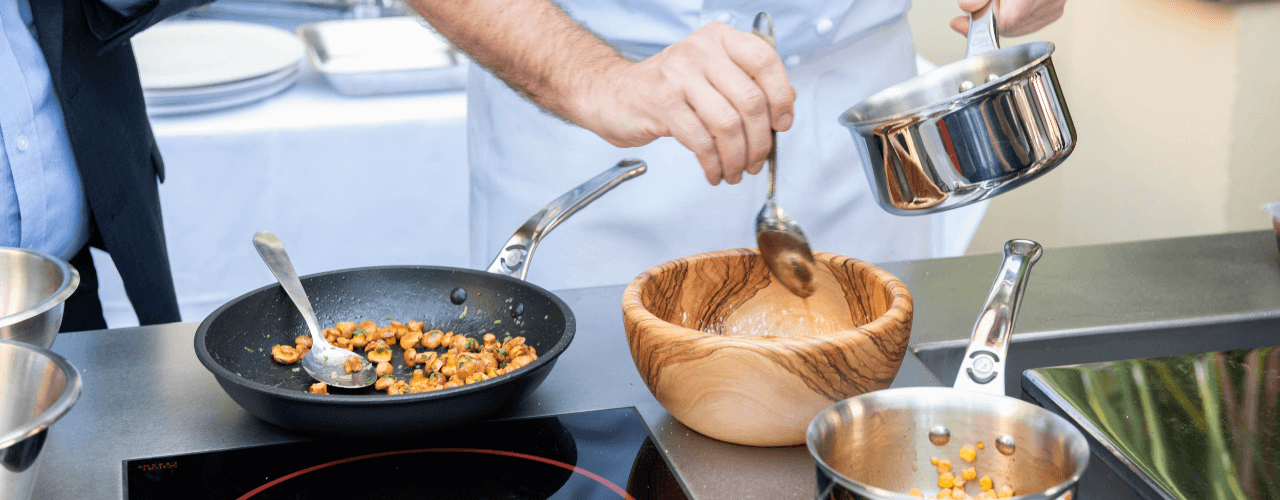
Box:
[30,1,209,325]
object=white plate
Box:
[144,65,298,106]
[145,69,298,116]
[133,20,305,90]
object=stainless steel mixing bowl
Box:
[0,247,79,349]
[0,339,83,500]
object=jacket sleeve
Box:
[83,0,215,54]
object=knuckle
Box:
[740,89,769,118]
[709,113,741,137]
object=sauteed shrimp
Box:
[270,319,538,395]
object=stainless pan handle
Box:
[952,239,1042,395]
[486,159,648,280]
[965,0,1000,58]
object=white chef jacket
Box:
[466,0,988,291]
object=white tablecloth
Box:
[93,66,470,327]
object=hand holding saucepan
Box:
[951,0,1067,37]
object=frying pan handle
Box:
[485,159,648,280]
[952,239,1041,395]
[965,0,1000,58]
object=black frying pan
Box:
[194,160,646,435]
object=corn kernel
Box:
[962,467,977,481]
[907,488,924,498]
[979,476,993,491]
[938,472,955,489]
[997,485,1014,498]
[937,459,952,474]
[959,445,977,462]
[976,441,985,450]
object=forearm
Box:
[406,0,626,127]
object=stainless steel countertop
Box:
[32,230,1280,499]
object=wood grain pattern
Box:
[622,249,913,447]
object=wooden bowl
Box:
[621,249,913,447]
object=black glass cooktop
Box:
[124,407,687,500]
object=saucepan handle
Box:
[965,0,1001,58]
[952,239,1042,395]
[485,159,648,280]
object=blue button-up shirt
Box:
[2,0,146,261]
[0,0,89,261]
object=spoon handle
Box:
[252,231,323,343]
[752,13,778,202]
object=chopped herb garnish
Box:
[497,349,507,357]
[459,306,468,319]
[499,363,507,369]
[353,328,365,335]
[291,367,300,372]
[245,347,254,353]
[493,320,501,325]
[502,336,512,343]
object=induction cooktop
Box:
[1023,346,1280,500]
[124,407,686,500]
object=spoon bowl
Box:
[252,231,375,389]
[752,12,816,298]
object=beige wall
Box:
[909,0,1280,255]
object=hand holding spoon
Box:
[752,12,817,298]
[253,231,375,389]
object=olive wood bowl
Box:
[621,249,913,447]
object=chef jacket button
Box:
[716,12,732,24]
[785,55,801,67]
[815,18,834,35]
[16,136,29,152]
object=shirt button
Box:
[716,12,731,24]
[785,55,801,67]
[16,136,29,152]
[815,18,834,35]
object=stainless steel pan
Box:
[806,240,1089,499]
[839,0,1075,215]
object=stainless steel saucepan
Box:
[840,0,1075,215]
[806,240,1089,499]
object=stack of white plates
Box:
[133,21,305,116]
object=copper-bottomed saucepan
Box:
[839,0,1075,215]
[806,240,1090,499]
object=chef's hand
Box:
[950,0,1066,37]
[574,22,796,186]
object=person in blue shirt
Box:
[1,0,209,331]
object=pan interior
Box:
[809,388,1086,497]
[200,267,569,395]
[841,42,1053,125]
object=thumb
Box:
[957,0,991,14]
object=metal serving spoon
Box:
[752,12,817,298]
[252,231,375,389]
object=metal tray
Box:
[297,17,467,95]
